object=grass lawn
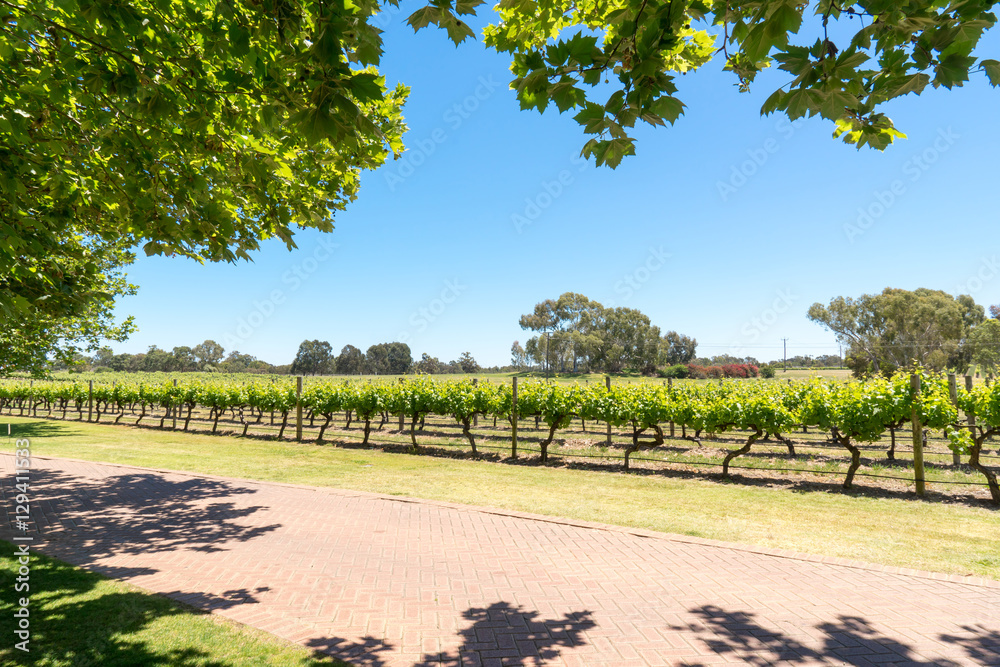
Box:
[0,545,345,666]
[3,416,999,580]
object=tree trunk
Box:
[461,416,477,455]
[771,432,795,457]
[838,435,862,489]
[184,404,193,431]
[722,427,762,477]
[887,425,897,461]
[277,411,288,439]
[969,429,1000,505]
[362,419,372,445]
[409,415,420,450]
[539,421,559,462]
[624,422,664,471]
[317,414,333,444]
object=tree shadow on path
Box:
[0,467,281,565]
[307,601,595,666]
[674,604,999,666]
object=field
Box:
[38,367,856,385]
[3,416,999,580]
[3,370,997,503]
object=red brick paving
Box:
[2,453,999,666]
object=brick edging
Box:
[6,452,999,590]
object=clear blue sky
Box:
[108,13,1000,367]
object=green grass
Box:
[4,416,1000,580]
[0,545,346,666]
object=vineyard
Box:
[2,374,999,504]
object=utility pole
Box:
[782,338,788,372]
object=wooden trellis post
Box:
[511,377,518,459]
[605,375,612,446]
[295,376,303,442]
[911,374,925,496]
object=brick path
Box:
[2,454,999,666]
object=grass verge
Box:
[3,416,999,580]
[0,544,345,666]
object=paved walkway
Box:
[2,454,999,666]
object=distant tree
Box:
[192,340,225,370]
[519,293,603,372]
[290,340,334,375]
[92,347,115,368]
[457,352,480,373]
[220,351,260,373]
[659,331,697,366]
[991,305,1000,319]
[524,337,544,371]
[809,288,984,376]
[143,346,173,372]
[170,346,198,372]
[364,344,390,375]
[107,354,131,372]
[414,353,441,374]
[510,341,527,369]
[969,319,1000,376]
[335,345,365,375]
[589,306,661,373]
[386,342,413,375]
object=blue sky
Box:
[109,12,1000,367]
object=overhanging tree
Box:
[1,0,407,372]
[6,1,997,373]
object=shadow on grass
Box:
[673,604,999,666]
[0,548,345,666]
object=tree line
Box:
[810,288,1000,378]
[510,293,698,374]
[290,341,490,376]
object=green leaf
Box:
[818,89,857,121]
[649,96,684,124]
[406,7,441,31]
[760,88,786,115]
[886,73,930,100]
[347,73,383,103]
[982,59,1000,86]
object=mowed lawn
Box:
[0,545,348,666]
[3,416,999,580]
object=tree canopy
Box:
[4,0,997,373]
[518,292,694,373]
[290,339,334,375]
[473,0,1000,166]
[2,0,406,372]
[808,287,985,376]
